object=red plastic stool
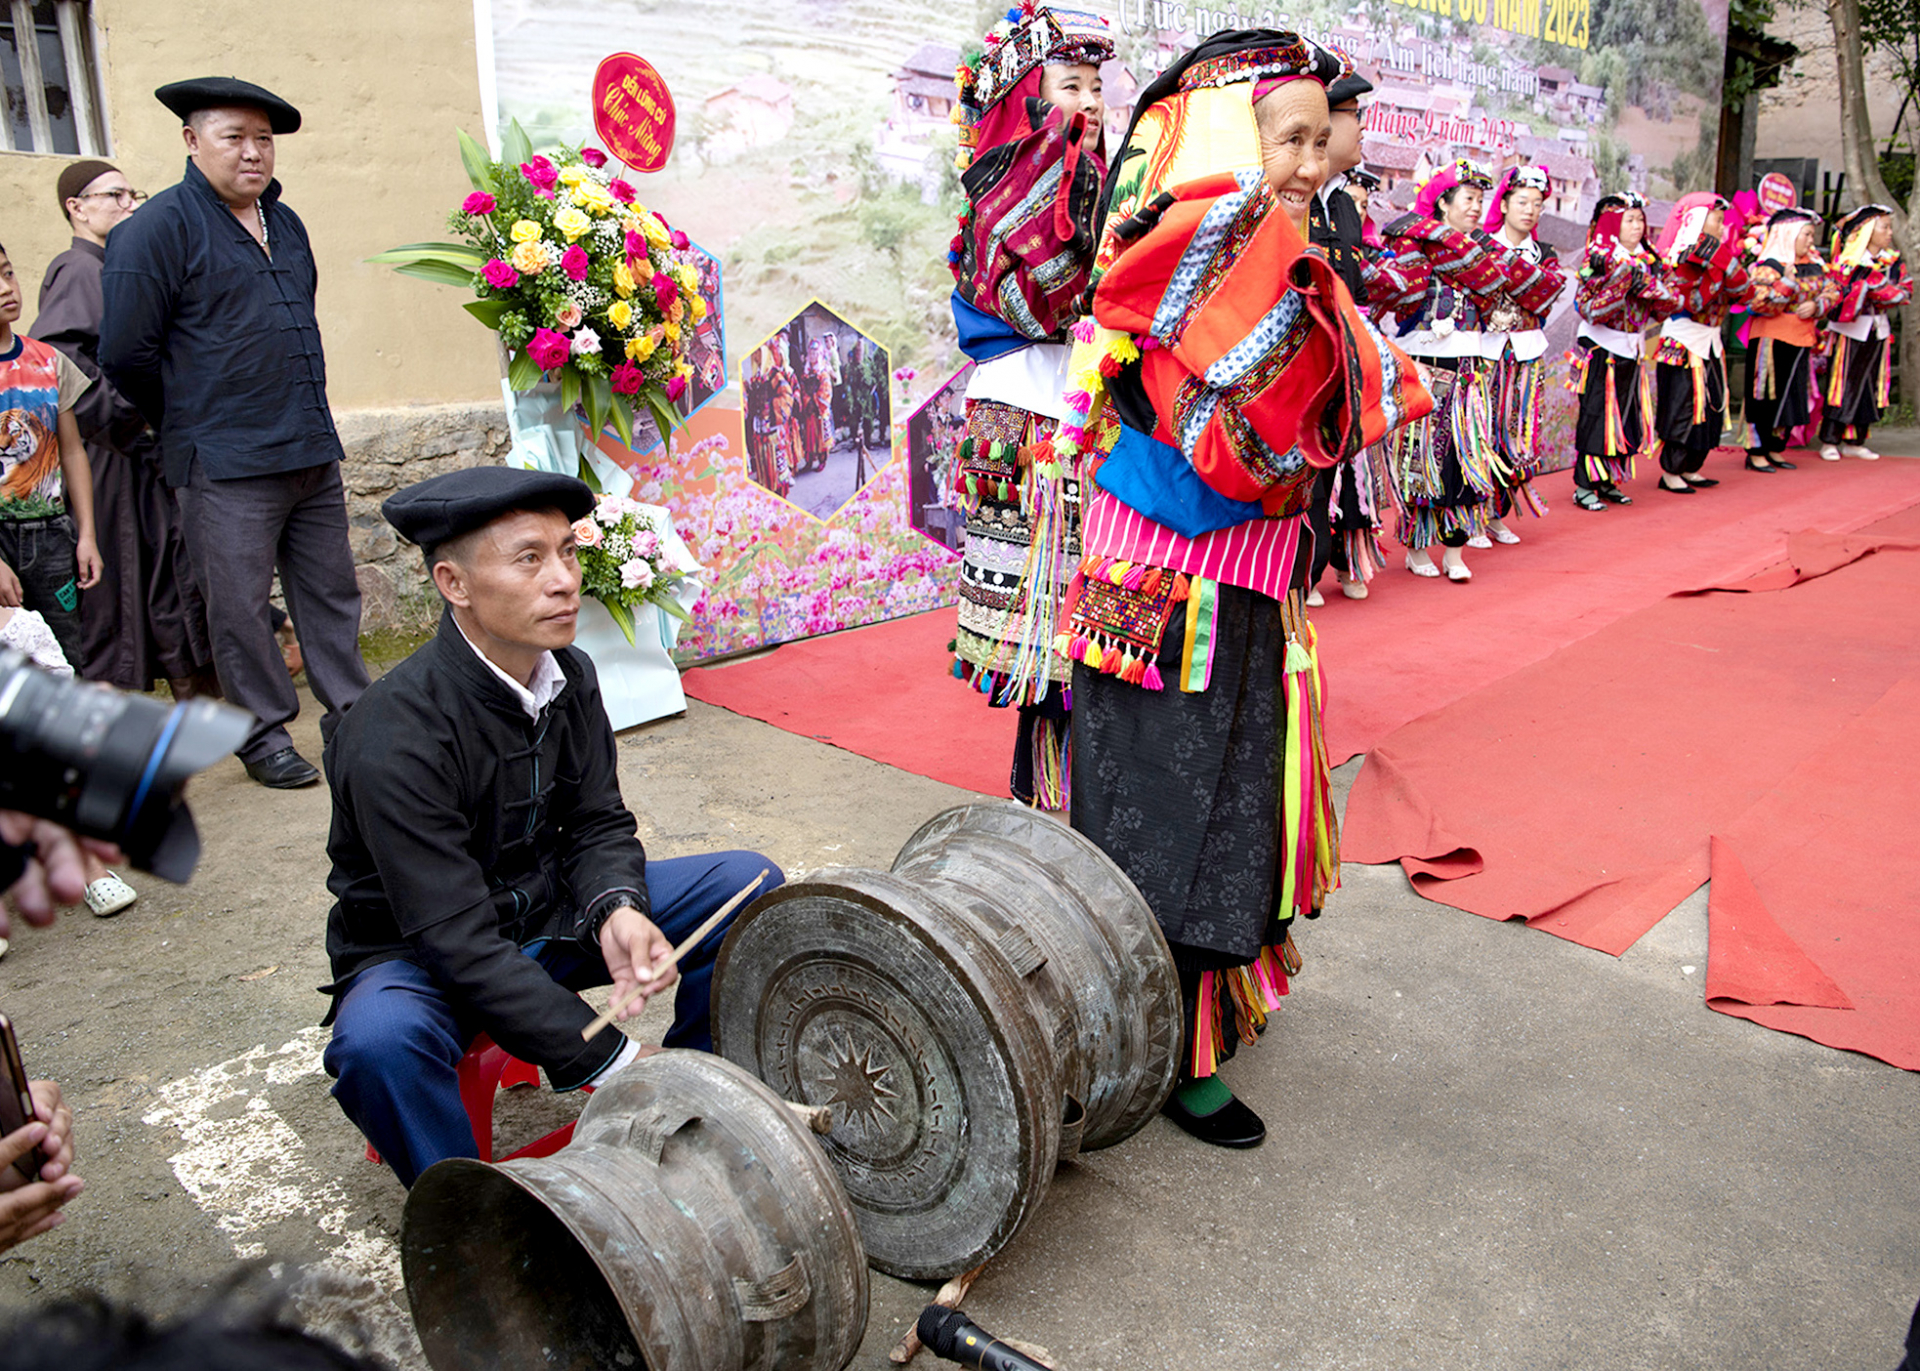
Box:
[364,1032,581,1166]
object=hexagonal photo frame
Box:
[739,301,891,523]
[904,362,972,554]
[669,238,727,421]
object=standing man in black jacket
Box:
[99,77,369,789]
[1303,58,1375,604]
[321,466,782,1187]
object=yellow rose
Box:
[627,334,656,362]
[642,214,671,249]
[663,320,681,344]
[608,299,633,331]
[611,261,636,298]
[509,239,549,274]
[674,263,697,291]
[559,164,588,186]
[675,360,693,380]
[691,296,708,323]
[574,180,614,214]
[509,219,543,244]
[553,207,592,241]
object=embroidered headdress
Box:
[1756,206,1819,267]
[1831,203,1895,272]
[1656,190,1728,261]
[954,4,1114,171]
[1482,164,1551,233]
[1414,159,1492,219]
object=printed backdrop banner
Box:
[479,0,1727,663]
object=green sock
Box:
[1172,1076,1232,1117]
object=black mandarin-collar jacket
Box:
[98,159,343,488]
[322,611,651,1088]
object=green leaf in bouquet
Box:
[608,393,636,450]
[506,348,542,391]
[457,128,498,194]
[584,372,613,443]
[651,588,693,624]
[501,119,533,170]
[575,452,604,495]
[599,595,638,645]
[644,391,682,447]
[560,367,582,415]
[387,260,483,289]
[463,299,509,329]
[368,242,486,269]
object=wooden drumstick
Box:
[580,868,767,1041]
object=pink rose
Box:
[560,244,590,281]
[481,258,519,289]
[665,375,688,402]
[521,156,558,192]
[610,179,636,204]
[571,517,603,548]
[670,229,690,250]
[554,302,584,330]
[625,229,646,259]
[462,191,497,216]
[609,361,644,396]
[580,147,607,168]
[652,271,679,313]
[620,559,656,591]
[527,328,571,371]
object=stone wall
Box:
[335,403,512,635]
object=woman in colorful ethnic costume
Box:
[1058,31,1431,1147]
[1651,192,1750,490]
[1818,205,1911,462]
[948,4,1114,809]
[1745,208,1840,471]
[1380,161,1533,582]
[1477,164,1568,534]
[1569,194,1680,510]
[800,338,833,474]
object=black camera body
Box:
[0,649,250,882]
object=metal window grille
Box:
[0,0,104,155]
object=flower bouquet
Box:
[573,492,692,642]
[371,120,704,454]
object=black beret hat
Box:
[155,77,301,134]
[1327,70,1374,107]
[382,467,596,554]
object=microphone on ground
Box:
[916,1305,1052,1371]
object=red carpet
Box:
[686,456,1920,793]
[1341,508,1920,1069]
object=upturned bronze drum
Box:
[712,802,1182,1280]
[402,1050,868,1371]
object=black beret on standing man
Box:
[99,76,369,789]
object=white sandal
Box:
[1405,551,1441,578]
[1841,444,1880,461]
[1819,444,1841,461]
[1465,533,1493,549]
[85,873,137,917]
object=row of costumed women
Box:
[940,4,1909,1146]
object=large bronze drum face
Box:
[402,1050,868,1371]
[712,803,1181,1281]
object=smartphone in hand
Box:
[0,1015,48,1182]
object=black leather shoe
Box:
[1744,455,1777,473]
[1162,1091,1267,1149]
[1771,455,1797,469]
[244,747,321,789]
[1599,484,1634,505]
[1659,479,1696,495]
[1685,476,1719,487]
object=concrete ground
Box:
[0,668,1914,1370]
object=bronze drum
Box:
[712,802,1182,1280]
[402,1050,868,1371]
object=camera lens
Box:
[0,650,252,882]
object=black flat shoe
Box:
[1684,476,1719,487]
[244,746,321,789]
[1599,484,1634,505]
[1744,455,1778,473]
[1573,489,1607,511]
[1659,480,1696,495]
[1771,456,1797,469]
[1162,1091,1267,1149]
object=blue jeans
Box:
[323,850,781,1187]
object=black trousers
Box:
[174,460,370,763]
[0,515,81,664]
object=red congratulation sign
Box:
[592,53,676,173]
[1757,171,1798,216]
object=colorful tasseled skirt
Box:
[1386,360,1500,549]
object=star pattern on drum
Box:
[817,1035,898,1131]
